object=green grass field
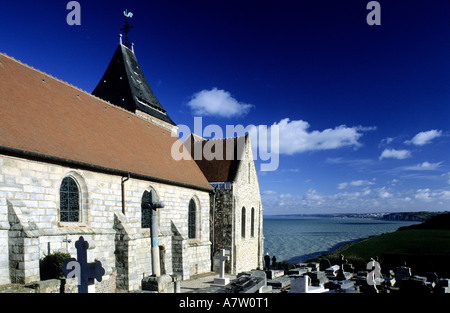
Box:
[314,228,450,276]
[336,229,450,258]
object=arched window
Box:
[60,176,80,222]
[142,188,158,229]
[241,207,246,238]
[188,198,196,239]
[251,207,255,237]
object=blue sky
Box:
[1,0,449,215]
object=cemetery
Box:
[181,251,450,294]
[1,234,450,294]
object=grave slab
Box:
[287,268,308,276]
[265,270,285,279]
[267,276,291,288]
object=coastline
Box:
[264,215,423,266]
[296,237,366,264]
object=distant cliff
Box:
[382,211,448,222]
[398,212,450,231]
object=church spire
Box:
[92,45,176,126]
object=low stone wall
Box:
[26,277,78,293]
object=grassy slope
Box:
[333,229,450,259]
[314,213,450,275]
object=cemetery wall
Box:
[0,154,211,291]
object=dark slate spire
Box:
[92,43,176,126]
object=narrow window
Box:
[188,198,196,239]
[60,176,80,222]
[251,207,255,237]
[241,207,246,238]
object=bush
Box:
[40,251,72,280]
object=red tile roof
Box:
[184,134,247,183]
[0,53,212,191]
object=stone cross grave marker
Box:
[62,236,105,293]
[213,249,230,286]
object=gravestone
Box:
[290,275,329,293]
[290,275,309,293]
[213,249,230,286]
[325,280,357,293]
[395,266,411,281]
[436,279,450,294]
[306,271,329,286]
[319,259,331,271]
[62,236,105,293]
[425,272,438,284]
[306,262,319,271]
[325,265,339,277]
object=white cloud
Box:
[415,188,450,202]
[270,118,374,155]
[442,172,450,184]
[261,185,450,215]
[337,179,375,189]
[379,149,411,160]
[186,88,253,118]
[379,137,395,147]
[378,187,392,199]
[404,161,443,171]
[405,129,442,146]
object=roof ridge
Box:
[201,135,247,142]
[0,52,93,99]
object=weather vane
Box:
[121,9,134,48]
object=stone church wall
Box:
[0,200,9,285]
[232,139,264,274]
[0,154,210,291]
[210,136,264,275]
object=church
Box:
[0,36,263,292]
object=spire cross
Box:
[120,10,134,48]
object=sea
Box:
[263,216,420,263]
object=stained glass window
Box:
[60,176,80,222]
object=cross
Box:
[62,235,71,252]
[62,236,105,293]
[216,249,230,279]
[120,10,133,48]
[213,249,230,286]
